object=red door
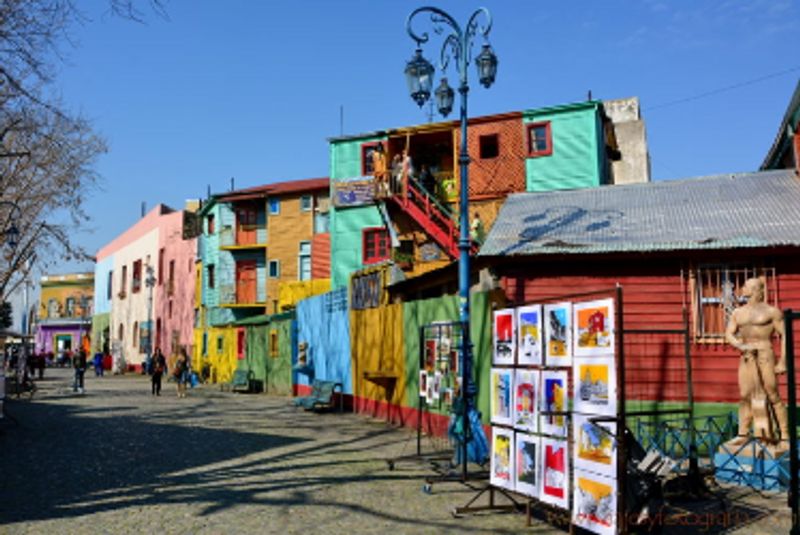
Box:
[236,260,257,304]
[237,328,246,360]
[236,208,257,245]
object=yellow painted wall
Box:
[190,326,238,384]
[39,276,94,319]
[350,303,405,406]
[277,279,330,311]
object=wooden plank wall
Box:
[500,253,800,405]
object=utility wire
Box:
[645,65,800,112]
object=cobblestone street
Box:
[0,368,537,535]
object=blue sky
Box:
[54,0,799,265]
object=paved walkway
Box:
[0,368,793,534]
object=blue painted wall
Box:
[93,255,114,315]
[295,288,351,394]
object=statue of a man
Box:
[725,277,788,445]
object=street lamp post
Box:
[0,200,21,250]
[145,265,156,363]
[405,7,498,479]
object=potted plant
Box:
[393,250,414,270]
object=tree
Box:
[0,1,165,301]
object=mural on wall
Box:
[490,427,514,490]
[516,304,542,365]
[418,242,443,262]
[544,302,572,366]
[573,298,614,357]
[332,178,376,207]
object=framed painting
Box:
[573,469,617,535]
[516,304,542,365]
[540,370,568,437]
[544,302,572,366]
[493,308,516,365]
[540,436,569,509]
[490,368,513,426]
[573,357,617,416]
[490,427,515,490]
[419,370,428,399]
[513,369,539,432]
[573,298,615,357]
[573,413,617,478]
[514,431,539,498]
[432,371,442,401]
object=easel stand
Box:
[452,484,522,518]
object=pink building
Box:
[93,203,198,371]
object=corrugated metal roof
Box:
[479,169,800,257]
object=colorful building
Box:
[34,272,94,356]
[94,203,198,371]
[194,178,330,383]
[327,98,650,289]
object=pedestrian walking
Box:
[173,349,189,398]
[73,350,87,394]
[93,351,104,377]
[151,347,167,396]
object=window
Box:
[118,323,124,342]
[361,142,381,176]
[158,248,165,285]
[217,335,224,353]
[207,214,215,234]
[298,241,311,281]
[268,259,280,278]
[133,321,139,348]
[363,228,390,264]
[107,270,113,300]
[527,122,552,157]
[132,259,142,293]
[314,210,329,234]
[120,265,128,298]
[300,195,313,212]
[691,265,776,340]
[237,208,257,228]
[479,134,499,159]
[66,297,75,317]
[168,259,175,295]
[268,198,280,215]
[207,264,216,289]
[270,330,278,357]
[168,299,173,319]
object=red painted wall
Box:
[499,251,800,405]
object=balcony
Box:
[219,225,267,250]
[218,284,266,308]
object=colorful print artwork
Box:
[490,368,513,426]
[573,357,617,416]
[573,469,617,535]
[493,308,516,365]
[540,437,569,509]
[490,427,514,490]
[544,302,572,366]
[513,369,539,432]
[516,305,542,365]
[540,370,568,437]
[573,414,617,478]
[573,298,615,357]
[514,432,539,498]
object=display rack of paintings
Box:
[481,291,620,535]
[418,321,463,411]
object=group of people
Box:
[371,145,418,198]
[145,347,192,398]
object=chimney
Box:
[141,201,146,218]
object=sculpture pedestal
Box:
[714,438,789,491]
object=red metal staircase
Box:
[384,178,477,260]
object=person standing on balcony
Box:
[390,154,403,194]
[401,149,415,198]
[470,212,486,245]
[419,164,436,196]
[371,143,388,197]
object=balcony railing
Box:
[219,225,267,248]
[219,284,263,306]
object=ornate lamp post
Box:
[0,200,21,250]
[405,7,498,478]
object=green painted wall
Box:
[524,102,603,192]
[330,205,383,289]
[90,312,110,354]
[330,136,386,289]
[242,323,268,384]
[401,291,494,424]
[265,317,294,395]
